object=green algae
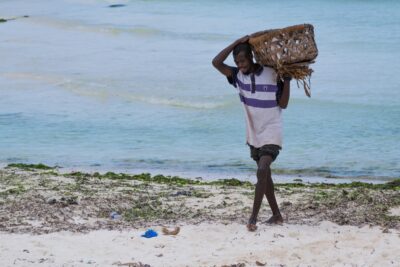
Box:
[209,178,253,187]
[0,184,26,197]
[1,166,399,232]
[283,185,400,228]
[276,179,400,190]
[6,163,55,170]
[5,163,400,190]
[64,170,252,187]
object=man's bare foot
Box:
[247,217,257,232]
[266,214,283,224]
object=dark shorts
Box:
[248,144,281,162]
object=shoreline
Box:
[1,164,399,266]
[0,163,396,185]
[57,167,398,185]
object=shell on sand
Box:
[162,226,180,235]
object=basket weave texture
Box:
[249,24,318,97]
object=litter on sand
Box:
[162,226,180,235]
[141,229,158,238]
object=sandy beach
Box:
[2,222,400,267]
[0,165,399,266]
[2,1,400,266]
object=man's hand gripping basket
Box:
[249,24,318,97]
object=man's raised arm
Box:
[212,35,249,77]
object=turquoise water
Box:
[0,0,399,181]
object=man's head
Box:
[233,43,254,74]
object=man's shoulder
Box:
[261,66,276,75]
[239,65,276,78]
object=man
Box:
[212,35,291,231]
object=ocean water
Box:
[1,0,399,181]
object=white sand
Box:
[1,221,399,267]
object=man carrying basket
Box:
[212,35,291,231]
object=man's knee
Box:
[256,165,271,181]
[257,166,270,175]
[257,155,273,168]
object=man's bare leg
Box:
[259,156,283,224]
[248,155,282,231]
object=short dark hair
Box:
[233,43,252,58]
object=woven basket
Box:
[249,24,318,97]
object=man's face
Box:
[234,51,252,74]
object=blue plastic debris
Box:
[141,229,158,238]
[110,211,122,220]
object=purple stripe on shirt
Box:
[236,79,278,93]
[239,94,278,108]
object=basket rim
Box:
[249,23,315,40]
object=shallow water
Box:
[0,0,399,181]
